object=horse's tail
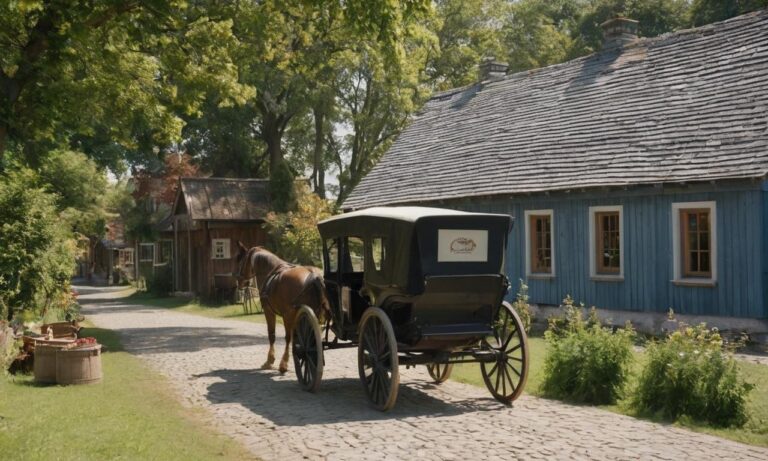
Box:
[307,269,331,323]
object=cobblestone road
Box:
[79,287,767,461]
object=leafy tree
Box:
[429,0,507,90]
[689,0,768,26]
[0,1,252,170]
[0,168,75,321]
[503,0,577,72]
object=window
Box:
[139,243,154,262]
[371,237,386,271]
[212,238,231,260]
[119,249,134,266]
[346,237,365,272]
[155,240,173,265]
[325,239,339,273]
[525,210,554,276]
[589,206,623,279]
[672,201,717,285]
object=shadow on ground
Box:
[198,367,505,426]
[109,326,268,354]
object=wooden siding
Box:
[449,184,766,318]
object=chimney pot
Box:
[600,16,639,49]
[479,56,508,81]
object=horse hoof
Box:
[279,367,288,374]
[260,363,273,370]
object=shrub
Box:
[1,321,20,375]
[147,265,173,297]
[630,323,753,427]
[542,296,635,404]
[511,279,533,332]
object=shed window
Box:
[671,201,717,285]
[681,209,711,277]
[155,240,173,265]
[119,249,134,265]
[139,243,154,262]
[371,237,386,271]
[212,238,231,260]
[525,210,554,276]
[596,212,620,273]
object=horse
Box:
[234,242,331,374]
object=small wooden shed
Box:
[171,177,270,298]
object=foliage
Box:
[542,296,635,404]
[503,0,576,73]
[264,184,335,266]
[0,168,75,321]
[0,321,20,375]
[689,0,768,26]
[631,323,754,427]
[511,280,534,333]
[269,161,298,213]
[147,265,174,297]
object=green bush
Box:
[1,321,20,375]
[630,323,753,427]
[511,279,533,332]
[147,265,173,297]
[542,296,635,404]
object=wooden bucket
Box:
[33,344,66,384]
[56,345,102,385]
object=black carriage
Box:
[291,206,529,410]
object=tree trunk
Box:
[312,106,326,198]
[262,114,284,175]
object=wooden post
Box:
[187,217,192,294]
[173,216,178,292]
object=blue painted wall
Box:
[443,182,766,318]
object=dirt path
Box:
[78,287,767,461]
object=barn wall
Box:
[447,182,766,318]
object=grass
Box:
[0,324,255,461]
[127,293,768,448]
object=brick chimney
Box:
[601,16,638,49]
[479,56,508,81]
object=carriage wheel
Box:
[426,363,453,384]
[481,301,529,404]
[358,307,400,411]
[292,305,324,392]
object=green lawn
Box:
[129,293,768,448]
[0,325,254,461]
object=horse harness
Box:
[257,262,315,314]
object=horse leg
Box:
[279,308,296,374]
[261,309,277,369]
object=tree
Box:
[0,168,75,321]
[503,0,577,73]
[429,0,508,90]
[689,0,768,26]
[0,1,252,170]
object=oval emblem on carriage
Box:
[450,237,477,253]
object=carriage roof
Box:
[318,207,513,293]
[317,206,512,238]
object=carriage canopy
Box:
[318,207,513,294]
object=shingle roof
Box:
[176,177,270,221]
[343,10,768,210]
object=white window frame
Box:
[589,205,624,281]
[524,209,555,278]
[671,201,717,286]
[154,239,173,266]
[139,243,154,262]
[212,238,231,260]
[120,248,134,266]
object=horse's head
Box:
[234,241,258,289]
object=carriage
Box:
[290,206,529,410]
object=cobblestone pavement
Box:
[78,287,767,461]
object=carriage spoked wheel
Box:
[292,305,324,392]
[358,307,400,411]
[480,301,529,404]
[426,362,454,384]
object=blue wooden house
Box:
[342,11,768,326]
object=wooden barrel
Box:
[56,345,102,385]
[33,344,66,384]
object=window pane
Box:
[326,239,339,273]
[699,212,709,231]
[700,251,710,272]
[348,237,365,272]
[371,237,385,271]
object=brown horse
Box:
[234,242,330,374]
